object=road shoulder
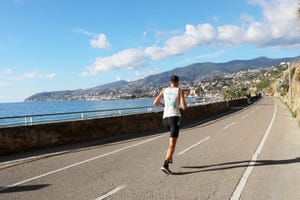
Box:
[241,97,300,200]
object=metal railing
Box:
[0,106,164,128]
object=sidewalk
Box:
[241,97,300,200]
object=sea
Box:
[0,98,196,126]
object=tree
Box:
[222,88,247,100]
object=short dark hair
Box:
[170,75,179,83]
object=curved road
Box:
[1,97,300,200]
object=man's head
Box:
[170,75,179,86]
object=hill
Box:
[134,56,299,85]
[25,56,300,101]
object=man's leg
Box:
[161,117,179,174]
[166,137,177,161]
[166,116,180,161]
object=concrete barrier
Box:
[0,98,249,155]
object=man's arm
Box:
[154,90,165,108]
[179,88,187,110]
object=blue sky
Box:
[0,0,300,102]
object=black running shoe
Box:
[161,160,173,174]
[161,166,173,174]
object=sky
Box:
[0,0,300,103]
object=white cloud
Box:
[240,13,255,24]
[90,34,111,49]
[3,68,13,75]
[246,0,300,47]
[82,48,146,76]
[145,23,216,61]
[116,75,121,81]
[22,72,36,79]
[0,82,13,87]
[42,73,56,78]
[5,71,57,80]
[73,28,93,36]
[75,28,111,49]
[82,0,300,76]
[217,25,245,45]
[0,70,55,93]
[21,71,56,79]
[154,29,181,39]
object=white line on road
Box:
[0,135,165,192]
[230,98,277,200]
[241,105,261,120]
[241,114,248,119]
[0,150,72,166]
[177,136,210,155]
[95,185,127,200]
[255,105,261,111]
[224,121,237,129]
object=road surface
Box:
[1,97,300,200]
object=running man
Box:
[154,75,188,174]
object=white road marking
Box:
[224,121,237,129]
[95,185,126,200]
[230,98,277,200]
[177,136,210,155]
[0,150,71,166]
[0,135,165,192]
[241,105,261,120]
[241,114,248,119]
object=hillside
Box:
[133,56,299,85]
[25,56,300,102]
[272,60,300,122]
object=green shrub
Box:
[292,111,297,118]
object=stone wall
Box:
[278,61,300,120]
[0,98,249,155]
[291,62,300,120]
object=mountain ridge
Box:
[25,56,300,101]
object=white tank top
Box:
[163,87,181,118]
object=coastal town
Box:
[86,65,285,101]
[27,63,287,102]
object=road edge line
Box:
[230,98,277,200]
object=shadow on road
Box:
[0,184,50,193]
[173,157,300,175]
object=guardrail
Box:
[0,106,164,127]
[0,100,210,128]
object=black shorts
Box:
[163,116,181,138]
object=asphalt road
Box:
[1,96,300,200]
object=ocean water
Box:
[0,98,196,126]
[0,99,156,118]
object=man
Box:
[154,75,188,174]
